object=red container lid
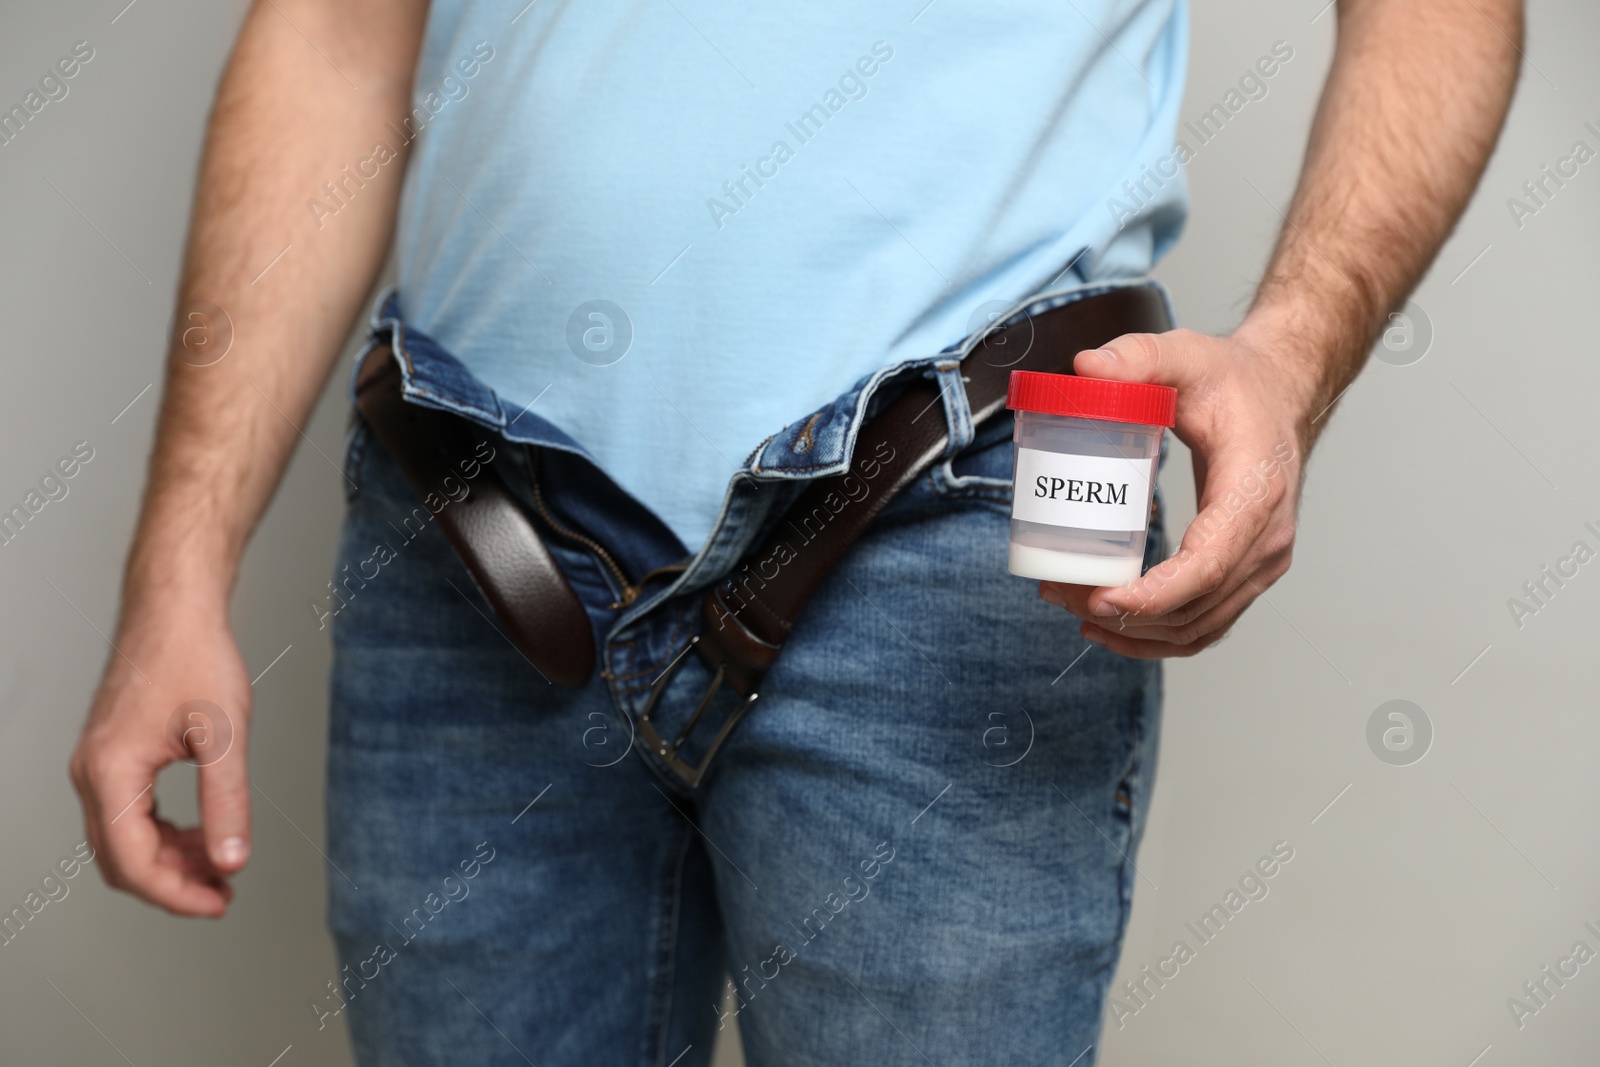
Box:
[1006,370,1176,428]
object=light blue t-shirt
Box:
[395,1,1188,551]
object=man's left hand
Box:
[1039,326,1316,658]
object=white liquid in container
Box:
[1007,543,1143,586]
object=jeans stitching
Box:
[343,419,372,502]
[934,363,974,459]
[791,412,824,455]
[1096,689,1150,1047]
[643,817,695,1066]
[611,607,697,694]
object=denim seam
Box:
[609,637,640,684]
[1107,831,1136,1025]
[342,419,372,502]
[402,381,506,427]
[1097,774,1141,1040]
[753,456,867,475]
[392,327,507,427]
[1108,679,1149,947]
[749,353,957,480]
[373,302,510,430]
[612,608,696,691]
[643,818,696,1067]
[742,433,777,470]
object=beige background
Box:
[1,1,1596,1064]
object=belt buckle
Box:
[634,634,760,789]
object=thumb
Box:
[187,700,251,873]
[1073,330,1209,390]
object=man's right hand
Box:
[65,0,426,915]
[70,599,252,917]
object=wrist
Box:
[120,562,232,632]
[120,515,238,631]
[1233,292,1370,446]
[1232,306,1325,410]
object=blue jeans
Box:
[323,284,1167,1066]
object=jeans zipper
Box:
[527,450,687,609]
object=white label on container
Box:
[1011,447,1152,532]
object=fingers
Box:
[1080,566,1285,655]
[1073,330,1215,391]
[70,608,255,918]
[158,822,234,904]
[72,693,245,917]
[89,754,231,916]
[196,713,251,873]
[1089,515,1257,622]
[1069,330,1263,621]
[1044,521,1290,633]
[1077,618,1223,659]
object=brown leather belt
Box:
[356,285,1171,788]
[355,350,596,686]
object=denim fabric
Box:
[325,283,1168,1066]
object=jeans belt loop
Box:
[932,359,974,459]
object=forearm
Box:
[126,0,424,617]
[1238,0,1522,436]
